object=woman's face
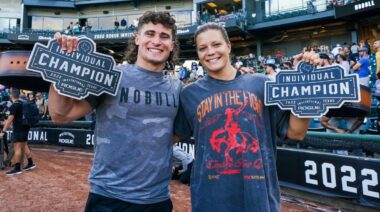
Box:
[196,29,231,74]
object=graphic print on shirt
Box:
[119,86,178,108]
[196,90,265,178]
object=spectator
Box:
[321,115,364,156]
[201,8,209,24]
[351,42,359,56]
[244,53,256,66]
[172,146,194,185]
[337,54,350,75]
[120,18,127,29]
[66,22,74,34]
[282,61,293,70]
[234,57,243,69]
[307,1,317,14]
[319,53,332,67]
[191,62,198,76]
[265,55,275,64]
[73,22,81,34]
[265,63,277,81]
[328,54,335,65]
[331,44,342,56]
[353,47,371,87]
[27,92,34,103]
[0,89,36,175]
[178,66,187,80]
[35,92,48,120]
[114,18,120,30]
[374,39,380,77]
[214,8,220,18]
[374,39,380,132]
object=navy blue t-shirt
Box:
[174,73,289,212]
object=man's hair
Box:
[11,89,20,99]
[194,23,230,46]
[125,11,179,68]
[266,63,276,71]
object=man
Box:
[374,39,380,132]
[336,54,350,75]
[35,92,48,120]
[244,53,256,73]
[351,42,359,58]
[27,92,34,102]
[321,115,364,155]
[353,47,371,87]
[265,63,277,81]
[0,89,36,175]
[49,11,181,211]
[331,44,342,57]
[319,53,332,67]
[174,23,310,212]
[374,39,380,78]
[172,145,194,184]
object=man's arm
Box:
[0,115,14,139]
[286,114,310,140]
[48,85,93,124]
[352,62,362,71]
[320,116,345,133]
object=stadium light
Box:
[207,2,217,8]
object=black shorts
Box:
[85,192,173,212]
[13,132,29,143]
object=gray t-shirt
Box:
[87,64,182,204]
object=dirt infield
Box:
[0,146,332,212]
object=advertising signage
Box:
[335,0,380,18]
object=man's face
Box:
[374,41,380,50]
[135,23,174,68]
[359,51,365,57]
[344,47,350,55]
[265,65,273,74]
[35,93,42,100]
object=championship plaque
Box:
[27,37,122,100]
[265,62,361,118]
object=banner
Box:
[265,62,360,117]
[7,128,94,148]
[27,37,122,100]
[335,0,380,18]
[277,148,380,208]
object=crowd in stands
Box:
[328,0,366,8]
[197,7,246,25]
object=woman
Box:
[174,23,311,212]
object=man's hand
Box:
[293,51,321,67]
[54,32,79,53]
[0,132,5,139]
[335,128,347,134]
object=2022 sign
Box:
[304,160,379,199]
